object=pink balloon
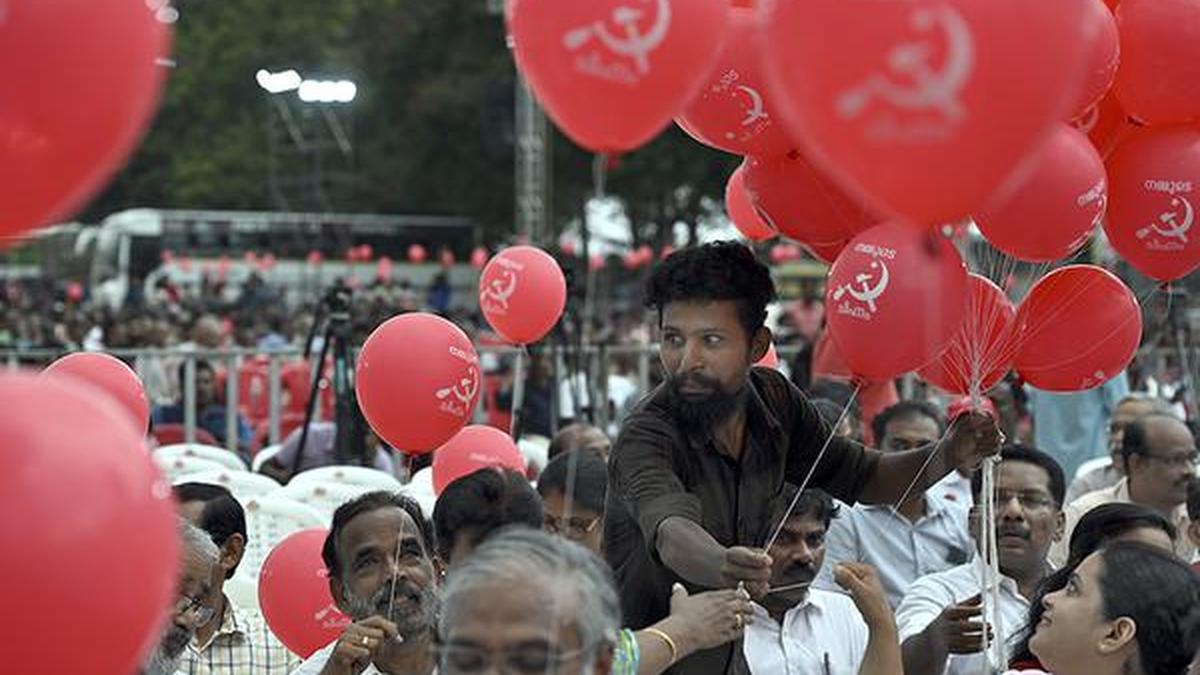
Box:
[408,244,428,264]
[43,352,150,432]
[826,223,968,380]
[1103,126,1200,282]
[744,152,881,246]
[479,246,567,345]
[726,162,777,242]
[918,274,1016,396]
[1013,265,1141,391]
[763,0,1095,224]
[258,529,350,659]
[676,8,794,156]
[356,313,481,454]
[1114,0,1200,125]
[975,125,1107,262]
[432,425,527,495]
[506,0,729,152]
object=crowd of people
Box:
[119,242,1200,675]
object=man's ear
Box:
[221,534,246,576]
[1052,510,1067,543]
[750,327,772,364]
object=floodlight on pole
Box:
[255,69,302,94]
[298,79,358,104]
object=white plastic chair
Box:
[240,495,327,579]
[154,455,228,483]
[252,444,283,473]
[280,481,379,519]
[289,465,403,491]
[408,467,434,493]
[174,468,281,501]
[1074,456,1113,481]
[156,443,248,471]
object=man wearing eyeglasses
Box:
[1051,413,1197,567]
[437,528,619,675]
[143,520,222,675]
[896,445,1066,675]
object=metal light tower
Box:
[488,0,551,245]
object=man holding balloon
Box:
[606,243,1002,673]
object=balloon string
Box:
[883,414,963,525]
[763,382,861,552]
[593,153,608,200]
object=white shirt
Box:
[743,588,869,675]
[896,559,1032,675]
[933,471,974,508]
[816,494,972,608]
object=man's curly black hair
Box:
[643,241,777,337]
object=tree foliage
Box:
[83,0,736,245]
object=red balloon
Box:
[470,246,489,269]
[1069,0,1120,119]
[1013,265,1142,391]
[744,152,881,245]
[590,253,608,271]
[763,0,1094,224]
[676,8,794,157]
[408,244,428,264]
[479,246,567,345]
[43,352,150,432]
[1071,92,1137,159]
[975,125,1107,262]
[66,282,85,304]
[804,239,850,264]
[1114,0,1200,125]
[259,529,351,659]
[826,222,968,380]
[769,243,804,264]
[356,313,481,453]
[432,425,527,495]
[307,250,323,266]
[726,162,776,242]
[0,373,177,674]
[1104,126,1200,281]
[1,1,170,244]
[506,0,729,152]
[918,274,1016,396]
[755,343,781,370]
[377,256,394,282]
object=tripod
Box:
[291,281,368,476]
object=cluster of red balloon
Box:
[3,354,175,672]
[502,0,1197,395]
[353,246,566,494]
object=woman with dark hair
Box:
[1010,502,1178,669]
[1027,543,1200,675]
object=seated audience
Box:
[432,467,543,565]
[548,422,612,461]
[745,486,902,675]
[152,359,253,450]
[173,483,298,674]
[1052,413,1196,567]
[538,449,609,553]
[896,445,1065,675]
[143,520,223,675]
[1025,543,1200,675]
[293,492,440,675]
[817,401,971,608]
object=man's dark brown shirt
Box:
[604,367,880,674]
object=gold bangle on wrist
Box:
[643,627,679,664]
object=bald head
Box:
[1122,413,1196,510]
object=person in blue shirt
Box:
[153,359,253,452]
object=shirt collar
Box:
[968,557,1031,602]
[193,595,246,651]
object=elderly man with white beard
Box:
[142,520,222,675]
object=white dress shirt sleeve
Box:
[815,503,860,592]
[895,575,957,643]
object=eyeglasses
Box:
[1142,451,1200,469]
[174,593,216,627]
[435,642,590,674]
[992,490,1056,511]
[544,515,601,540]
